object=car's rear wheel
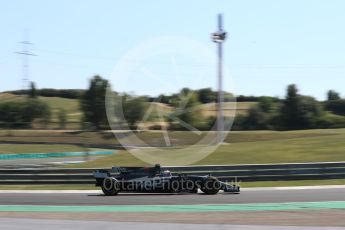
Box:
[200,177,220,195]
[101,177,120,196]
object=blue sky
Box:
[1,0,345,100]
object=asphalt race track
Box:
[2,218,345,230]
[0,187,344,205]
[1,187,345,229]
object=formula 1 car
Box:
[93,164,240,195]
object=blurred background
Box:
[0,0,345,188]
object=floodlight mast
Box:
[212,14,227,145]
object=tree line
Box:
[6,88,84,99]
[80,76,345,131]
[6,87,265,103]
[233,85,345,130]
[1,76,345,130]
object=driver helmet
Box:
[162,170,172,177]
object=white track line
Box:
[242,185,345,191]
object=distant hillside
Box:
[0,93,81,122]
[201,102,256,117]
[0,93,254,125]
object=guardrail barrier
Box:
[0,162,345,185]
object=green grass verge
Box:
[1,129,344,166]
[197,130,345,165]
[0,144,84,154]
[68,129,345,167]
[1,129,335,150]
[0,130,118,146]
[65,151,148,168]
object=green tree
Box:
[280,84,300,129]
[325,99,345,116]
[197,88,216,104]
[0,100,51,128]
[242,106,269,130]
[158,94,171,104]
[258,96,275,113]
[58,108,67,129]
[279,84,323,130]
[236,96,280,130]
[170,91,206,130]
[327,90,341,101]
[122,96,148,128]
[29,82,37,98]
[25,99,51,127]
[81,76,109,129]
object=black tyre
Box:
[101,177,120,196]
[200,177,220,195]
[169,179,182,193]
[187,182,199,193]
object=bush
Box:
[325,99,345,116]
[317,113,345,129]
[0,99,51,128]
[122,96,148,127]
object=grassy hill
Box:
[0,93,254,126]
[147,101,256,118]
[201,102,256,117]
[0,93,81,123]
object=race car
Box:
[93,164,240,195]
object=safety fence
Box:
[0,162,345,185]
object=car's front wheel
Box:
[200,177,220,195]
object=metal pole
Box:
[217,14,224,144]
[217,44,223,144]
[211,14,227,145]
